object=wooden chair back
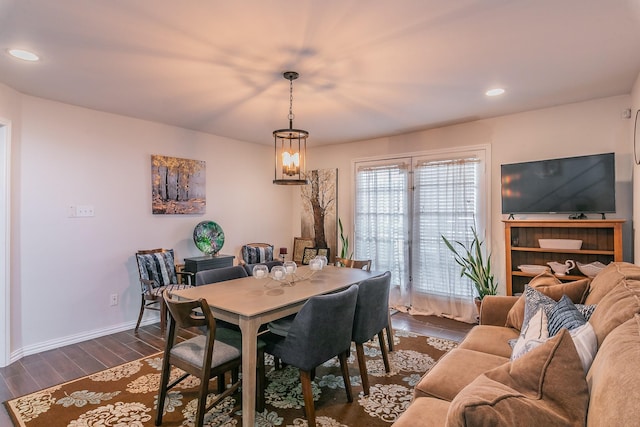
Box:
[335,257,372,271]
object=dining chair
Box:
[335,257,371,270]
[135,248,194,332]
[262,285,359,427]
[352,271,392,395]
[335,258,395,351]
[156,290,265,427]
[194,265,248,285]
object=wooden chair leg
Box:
[135,297,145,332]
[160,301,167,334]
[355,343,369,395]
[217,373,226,394]
[300,370,316,427]
[378,331,391,373]
[386,311,395,351]
[155,360,171,425]
[195,372,209,427]
[339,351,353,402]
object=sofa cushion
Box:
[505,272,590,330]
[587,272,640,347]
[458,325,519,358]
[413,348,508,401]
[584,261,640,305]
[587,314,640,426]
[391,396,450,427]
[446,329,589,427]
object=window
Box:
[354,147,489,322]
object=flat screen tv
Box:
[501,153,615,215]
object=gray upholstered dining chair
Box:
[352,271,392,395]
[335,258,395,351]
[156,290,265,427]
[194,265,248,285]
[261,285,359,427]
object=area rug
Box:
[5,331,457,427]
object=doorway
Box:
[0,121,10,367]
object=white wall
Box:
[307,95,633,296]
[632,72,640,263]
[1,87,296,361]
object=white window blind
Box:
[412,157,480,298]
[354,160,409,289]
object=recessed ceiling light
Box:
[485,88,505,97]
[7,48,40,62]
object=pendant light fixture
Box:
[273,71,309,185]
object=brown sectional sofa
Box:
[393,262,640,426]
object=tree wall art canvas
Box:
[151,155,206,214]
[301,168,337,261]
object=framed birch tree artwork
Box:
[151,155,206,214]
[300,168,337,262]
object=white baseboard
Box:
[7,317,159,366]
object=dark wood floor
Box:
[0,312,473,426]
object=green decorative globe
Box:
[193,221,225,255]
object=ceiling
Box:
[1,0,640,147]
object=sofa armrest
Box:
[479,295,519,326]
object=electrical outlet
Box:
[110,293,118,306]
[77,205,94,217]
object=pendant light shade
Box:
[273,71,309,185]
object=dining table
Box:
[171,263,377,427]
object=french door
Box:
[354,147,489,323]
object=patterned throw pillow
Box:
[511,307,549,361]
[575,303,597,321]
[136,250,177,287]
[522,285,557,330]
[242,245,274,264]
[546,295,587,337]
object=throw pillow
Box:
[521,285,556,330]
[505,272,590,330]
[546,295,587,337]
[242,244,274,264]
[447,329,589,427]
[568,322,598,373]
[575,303,597,321]
[510,307,549,361]
[136,250,177,287]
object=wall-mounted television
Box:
[501,153,616,215]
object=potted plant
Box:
[441,225,497,311]
[338,218,352,266]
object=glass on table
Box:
[252,264,268,279]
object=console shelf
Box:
[503,219,624,295]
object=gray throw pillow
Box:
[546,295,587,337]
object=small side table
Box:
[183,254,235,274]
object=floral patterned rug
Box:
[4,331,457,426]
